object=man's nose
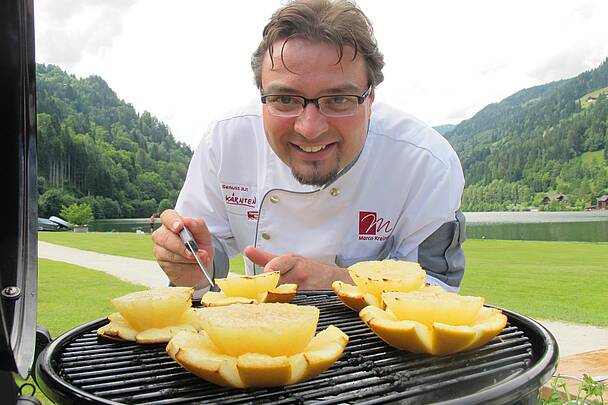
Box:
[293,104,329,139]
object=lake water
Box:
[464,211,608,242]
[89,211,608,242]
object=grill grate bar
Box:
[72,364,185,386]
[62,342,163,356]
[60,346,168,366]
[61,355,176,377]
[88,373,197,396]
[340,362,529,405]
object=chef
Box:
[152,0,466,293]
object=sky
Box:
[34,0,608,149]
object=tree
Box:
[39,188,77,218]
[158,198,173,214]
[60,203,94,226]
[35,63,193,218]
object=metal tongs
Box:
[178,225,215,288]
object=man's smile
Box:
[289,142,337,160]
[298,144,326,153]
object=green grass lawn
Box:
[39,231,246,274]
[39,231,607,326]
[460,239,608,327]
[23,259,147,404]
[38,259,145,337]
[39,231,157,260]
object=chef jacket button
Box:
[261,232,271,240]
[270,195,280,203]
[330,187,340,197]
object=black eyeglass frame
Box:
[260,84,373,115]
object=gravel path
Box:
[38,241,607,357]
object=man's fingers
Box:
[184,217,213,248]
[243,245,277,267]
[159,209,183,232]
[154,230,212,265]
[263,255,297,275]
[158,260,208,288]
[152,225,191,259]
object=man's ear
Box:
[366,87,375,114]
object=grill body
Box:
[36,292,558,404]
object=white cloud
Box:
[35,0,136,68]
[34,0,608,148]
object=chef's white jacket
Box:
[176,101,466,290]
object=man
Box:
[149,213,156,233]
[152,0,465,294]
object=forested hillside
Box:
[447,58,608,211]
[36,64,192,219]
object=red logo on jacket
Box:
[359,211,393,240]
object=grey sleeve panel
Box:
[416,210,467,288]
[211,233,230,280]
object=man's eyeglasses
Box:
[261,85,372,118]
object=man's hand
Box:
[243,246,352,290]
[152,209,215,289]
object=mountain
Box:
[36,64,193,219]
[446,58,608,211]
[433,124,457,135]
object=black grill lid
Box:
[36,292,558,404]
[0,0,39,379]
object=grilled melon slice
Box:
[360,289,507,355]
[332,260,425,310]
[201,292,257,307]
[266,283,298,303]
[199,303,319,356]
[97,287,198,343]
[216,271,280,301]
[383,288,483,327]
[167,303,348,388]
[201,272,297,306]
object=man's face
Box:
[261,38,374,186]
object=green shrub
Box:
[39,188,77,218]
[60,203,94,226]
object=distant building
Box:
[542,193,567,204]
[587,96,597,104]
[597,195,608,210]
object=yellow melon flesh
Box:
[383,290,483,326]
[199,303,319,356]
[98,308,200,344]
[331,281,381,311]
[349,260,425,301]
[167,309,349,388]
[360,291,507,355]
[111,287,192,331]
[166,330,244,388]
[200,291,257,307]
[266,283,297,303]
[216,272,280,301]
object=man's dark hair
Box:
[251,0,385,89]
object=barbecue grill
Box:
[35,292,558,404]
[2,0,559,403]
